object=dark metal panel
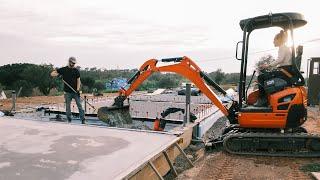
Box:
[240,12,307,32]
[308,58,320,105]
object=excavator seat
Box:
[290,45,305,86]
[258,71,289,95]
[295,45,303,70]
[263,77,288,94]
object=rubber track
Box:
[223,132,320,157]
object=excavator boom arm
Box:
[117,56,229,116]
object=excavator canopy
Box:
[240,12,307,32]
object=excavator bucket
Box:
[97,105,131,127]
[97,96,132,127]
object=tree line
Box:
[0,63,59,96]
[0,63,245,97]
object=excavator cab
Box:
[215,12,320,157]
[236,12,308,128]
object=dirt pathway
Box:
[178,152,316,180]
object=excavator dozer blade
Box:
[97,105,132,127]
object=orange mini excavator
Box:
[98,12,320,157]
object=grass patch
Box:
[300,163,320,172]
[103,89,119,93]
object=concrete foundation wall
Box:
[130,101,214,120]
[131,94,211,104]
[130,124,194,180]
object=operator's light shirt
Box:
[269,45,292,67]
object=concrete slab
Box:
[0,117,179,180]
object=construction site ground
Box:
[177,106,320,180]
[1,95,320,179]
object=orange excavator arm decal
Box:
[118,56,229,116]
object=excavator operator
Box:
[255,30,296,106]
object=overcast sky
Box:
[0,0,319,73]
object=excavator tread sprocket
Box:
[223,132,320,157]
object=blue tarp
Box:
[105,78,128,90]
